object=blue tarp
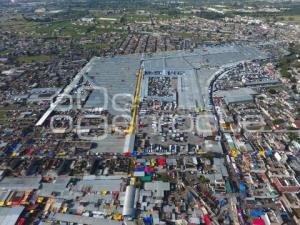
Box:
[239,183,246,191]
[142,151,148,156]
[13,143,21,152]
[47,151,54,157]
[4,142,21,155]
[146,171,153,176]
[250,209,264,218]
[144,217,153,225]
[266,150,273,157]
[135,167,145,172]
[281,212,289,222]
[218,199,228,206]
[246,199,256,204]
[241,191,247,198]
[27,139,35,145]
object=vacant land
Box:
[0,110,7,123]
[17,55,53,63]
[276,15,300,24]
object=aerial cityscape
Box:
[0,0,300,225]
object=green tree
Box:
[120,15,127,25]
[199,175,210,184]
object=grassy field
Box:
[0,11,123,39]
[276,15,300,24]
[0,110,7,121]
[0,13,38,33]
[34,19,123,39]
[17,55,53,63]
[279,44,300,81]
[0,48,12,55]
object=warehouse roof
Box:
[143,44,266,70]
[51,213,123,225]
[84,54,141,116]
[0,176,41,191]
[39,176,71,197]
[0,206,24,225]
[123,134,135,153]
[75,178,123,192]
[215,88,257,105]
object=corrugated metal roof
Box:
[51,213,123,225]
[75,178,122,192]
[216,88,257,105]
[0,190,11,202]
[84,55,141,116]
[0,176,41,191]
[123,134,135,153]
[0,206,24,225]
[122,185,138,217]
[39,176,70,197]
